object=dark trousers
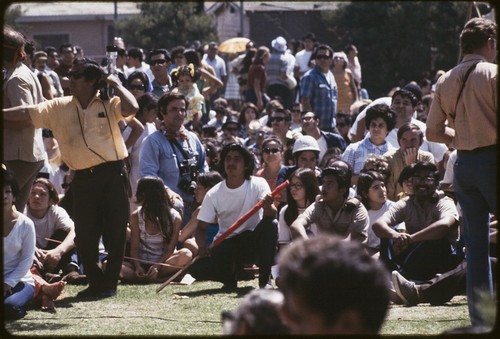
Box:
[419,257,497,305]
[380,237,462,281]
[267,84,293,109]
[36,229,80,276]
[189,217,278,288]
[71,160,129,291]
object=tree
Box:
[320,1,469,99]
[116,2,218,50]
[4,3,27,31]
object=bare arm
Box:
[123,117,144,149]
[408,215,458,244]
[289,216,310,240]
[105,74,139,117]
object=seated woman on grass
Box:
[120,176,193,283]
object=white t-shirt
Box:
[26,204,74,249]
[3,213,35,287]
[366,200,404,251]
[198,176,271,241]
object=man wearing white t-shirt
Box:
[190,143,278,290]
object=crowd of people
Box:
[3,17,497,334]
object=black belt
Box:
[75,160,125,175]
[457,144,496,154]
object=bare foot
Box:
[41,293,56,312]
[41,280,67,300]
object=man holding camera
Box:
[139,92,208,226]
[3,57,139,299]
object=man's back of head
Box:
[278,235,390,334]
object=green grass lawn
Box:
[3,280,471,336]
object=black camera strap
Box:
[450,61,479,121]
[168,138,192,160]
[168,137,197,175]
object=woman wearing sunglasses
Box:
[255,137,284,193]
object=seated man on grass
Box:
[188,143,278,290]
[373,161,463,283]
[289,160,368,244]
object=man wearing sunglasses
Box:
[299,44,338,133]
[4,57,139,299]
[149,49,173,98]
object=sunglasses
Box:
[263,147,281,154]
[150,59,167,66]
[316,54,332,60]
[270,116,288,123]
[129,84,145,91]
[224,127,239,132]
[68,70,85,79]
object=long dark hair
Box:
[135,176,175,242]
[284,168,320,226]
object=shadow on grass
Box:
[5,319,72,333]
[179,285,254,298]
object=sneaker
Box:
[392,271,420,306]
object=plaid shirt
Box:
[341,135,396,174]
[300,65,337,130]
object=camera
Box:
[99,45,118,100]
[178,158,198,195]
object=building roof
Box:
[206,1,341,14]
[11,2,141,23]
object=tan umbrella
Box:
[218,37,250,54]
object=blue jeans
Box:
[4,281,35,320]
[454,145,497,327]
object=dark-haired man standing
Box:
[426,17,497,328]
[4,57,139,299]
[149,49,172,98]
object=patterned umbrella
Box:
[218,37,250,54]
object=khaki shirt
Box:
[427,54,497,150]
[3,62,45,162]
[29,95,128,170]
[383,148,434,201]
[299,197,368,243]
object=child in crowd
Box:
[178,171,224,256]
[120,176,193,283]
[171,64,205,131]
[357,171,404,257]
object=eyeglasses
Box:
[301,116,315,122]
[68,70,85,79]
[412,176,435,184]
[270,116,287,123]
[263,147,281,154]
[289,183,304,190]
[129,84,145,91]
[150,59,167,66]
[316,54,331,60]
